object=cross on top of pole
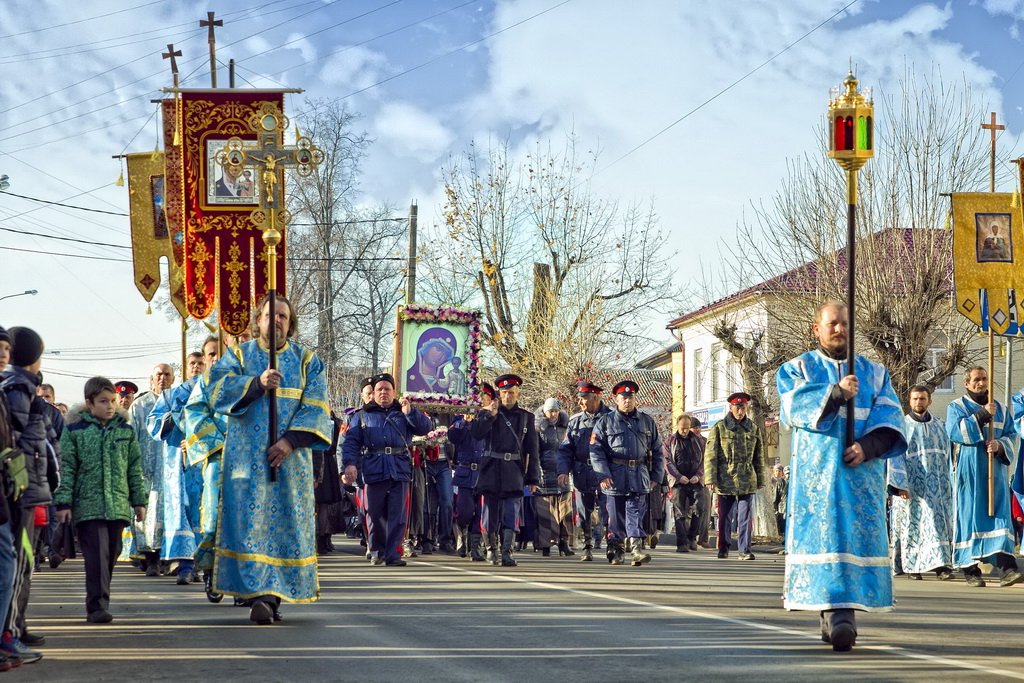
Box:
[981,111,1005,142]
[200,11,222,41]
[162,44,183,87]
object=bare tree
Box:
[707,67,1000,416]
[286,99,407,401]
[429,136,683,399]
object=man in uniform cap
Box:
[558,381,612,560]
[114,382,139,410]
[704,392,765,560]
[589,380,664,566]
[471,374,540,567]
[448,383,495,560]
[342,373,432,566]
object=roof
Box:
[666,227,949,329]
[635,342,682,369]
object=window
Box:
[693,348,704,404]
[925,348,954,393]
[710,344,721,401]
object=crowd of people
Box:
[0,297,1021,667]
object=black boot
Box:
[455,525,467,558]
[607,540,625,565]
[501,529,518,567]
[486,534,499,565]
[580,543,593,562]
[674,519,689,552]
[821,609,857,652]
[558,540,575,557]
[144,551,160,577]
[469,533,486,562]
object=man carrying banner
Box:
[948,367,1022,587]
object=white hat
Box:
[542,397,561,411]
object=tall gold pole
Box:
[265,210,281,484]
[982,112,1004,517]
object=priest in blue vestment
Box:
[776,302,906,652]
[948,367,1022,588]
[208,294,332,625]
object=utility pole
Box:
[405,201,418,304]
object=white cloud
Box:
[372,102,454,163]
[318,46,389,94]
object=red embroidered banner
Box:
[177,90,288,334]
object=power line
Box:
[0,0,167,40]
[600,0,861,172]
[0,245,131,262]
[0,225,129,249]
[0,190,128,216]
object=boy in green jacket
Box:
[56,377,146,624]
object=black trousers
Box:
[77,519,127,615]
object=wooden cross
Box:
[162,44,183,88]
[199,12,223,88]
[982,111,1004,193]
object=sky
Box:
[0,0,1023,402]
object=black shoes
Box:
[999,569,1024,587]
[86,610,113,624]
[717,549,729,559]
[965,574,986,587]
[385,559,407,567]
[249,601,274,625]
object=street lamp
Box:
[0,289,38,302]
[827,69,873,448]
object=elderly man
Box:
[342,373,432,567]
[114,381,138,410]
[534,397,573,557]
[590,380,664,567]
[776,301,906,652]
[664,413,704,553]
[950,368,1022,587]
[557,381,612,561]
[129,363,174,576]
[208,294,332,624]
[471,374,540,567]
[704,392,765,560]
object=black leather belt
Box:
[459,463,479,471]
[363,447,405,456]
[611,457,640,467]
[485,451,521,461]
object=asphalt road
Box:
[23,539,1024,682]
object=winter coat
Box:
[341,401,432,484]
[663,431,704,484]
[470,403,541,498]
[448,415,486,489]
[556,403,613,491]
[589,408,664,496]
[55,405,147,524]
[703,413,766,496]
[534,408,569,494]
[0,366,59,507]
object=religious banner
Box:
[952,192,1020,334]
[177,89,288,333]
[393,304,482,412]
[127,151,171,303]
[126,151,187,318]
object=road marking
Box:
[418,560,1024,680]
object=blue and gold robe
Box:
[946,395,1017,566]
[776,351,906,612]
[128,390,163,555]
[886,413,954,574]
[209,339,331,602]
[147,379,200,561]
[183,372,228,572]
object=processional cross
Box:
[217,103,323,481]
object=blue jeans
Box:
[424,461,454,546]
[0,521,15,629]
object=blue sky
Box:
[0,0,1022,400]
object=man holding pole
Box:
[947,367,1022,588]
[776,301,906,652]
[207,293,332,624]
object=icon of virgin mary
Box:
[405,327,457,393]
